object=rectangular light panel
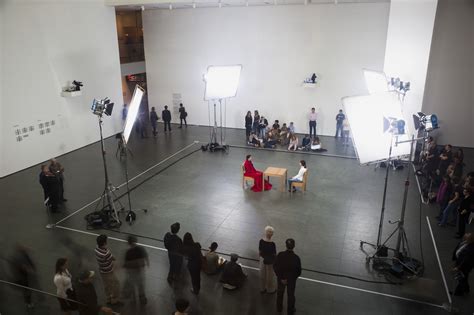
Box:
[342,92,412,165]
[204,65,242,101]
[123,84,145,144]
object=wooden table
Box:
[263,167,287,192]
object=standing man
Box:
[178,103,188,128]
[308,107,317,138]
[335,109,345,138]
[49,158,66,202]
[162,105,172,132]
[40,164,61,211]
[164,222,183,284]
[123,236,149,305]
[94,235,121,306]
[75,270,113,315]
[273,239,302,315]
[150,107,159,137]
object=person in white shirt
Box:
[308,107,317,138]
[288,122,295,134]
[53,258,75,314]
[288,160,307,192]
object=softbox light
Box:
[123,84,145,144]
[342,92,411,165]
[204,65,242,101]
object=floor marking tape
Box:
[54,142,198,225]
[56,225,445,310]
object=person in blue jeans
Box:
[335,109,345,138]
[288,160,307,192]
[438,182,463,227]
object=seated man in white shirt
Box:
[288,160,307,192]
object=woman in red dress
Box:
[243,155,272,192]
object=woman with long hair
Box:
[288,160,307,192]
[53,258,75,314]
[245,111,253,140]
[243,155,272,192]
[288,134,298,151]
[182,233,202,295]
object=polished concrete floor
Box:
[0,124,472,315]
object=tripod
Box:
[120,134,147,225]
[361,135,422,275]
[116,135,133,160]
[93,115,123,228]
[203,99,229,152]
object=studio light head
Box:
[72,80,83,91]
[91,98,114,117]
[412,112,438,132]
[383,117,406,135]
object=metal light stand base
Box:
[203,99,229,153]
[116,137,134,160]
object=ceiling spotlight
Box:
[192,2,196,8]
[304,0,308,5]
[169,3,172,10]
[334,0,338,4]
[141,5,145,11]
[246,0,249,6]
[219,1,222,8]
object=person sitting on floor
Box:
[272,120,280,131]
[243,155,272,192]
[288,134,299,151]
[299,134,311,151]
[288,160,307,192]
[311,137,327,152]
[204,242,226,275]
[220,253,247,290]
[248,132,261,147]
[263,131,277,149]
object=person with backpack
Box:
[178,103,188,128]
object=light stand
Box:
[120,134,147,225]
[202,98,229,153]
[92,114,123,228]
[361,135,424,277]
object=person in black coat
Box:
[452,233,474,296]
[164,222,183,284]
[150,107,159,137]
[162,105,172,132]
[178,103,187,128]
[182,233,202,295]
[220,253,247,289]
[455,188,473,239]
[75,271,112,315]
[39,164,61,212]
[245,111,253,140]
[274,238,301,315]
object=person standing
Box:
[335,109,345,138]
[39,164,61,212]
[274,239,302,315]
[94,235,121,306]
[259,226,276,294]
[49,158,66,202]
[179,103,188,128]
[53,258,76,314]
[75,270,113,315]
[162,105,172,132]
[455,188,473,239]
[164,222,183,284]
[123,236,149,305]
[150,107,159,137]
[308,107,317,138]
[182,232,202,295]
[10,245,37,309]
[451,233,474,296]
[245,111,253,140]
[253,110,260,133]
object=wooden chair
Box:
[242,164,254,189]
[290,171,308,193]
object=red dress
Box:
[243,160,272,192]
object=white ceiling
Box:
[111,0,389,11]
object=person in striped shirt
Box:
[95,235,122,306]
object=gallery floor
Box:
[0,124,472,315]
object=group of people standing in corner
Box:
[245,107,350,151]
[122,103,188,138]
[164,222,302,315]
[243,155,307,193]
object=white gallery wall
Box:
[143,3,390,136]
[383,0,438,133]
[0,0,123,177]
[422,0,474,148]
